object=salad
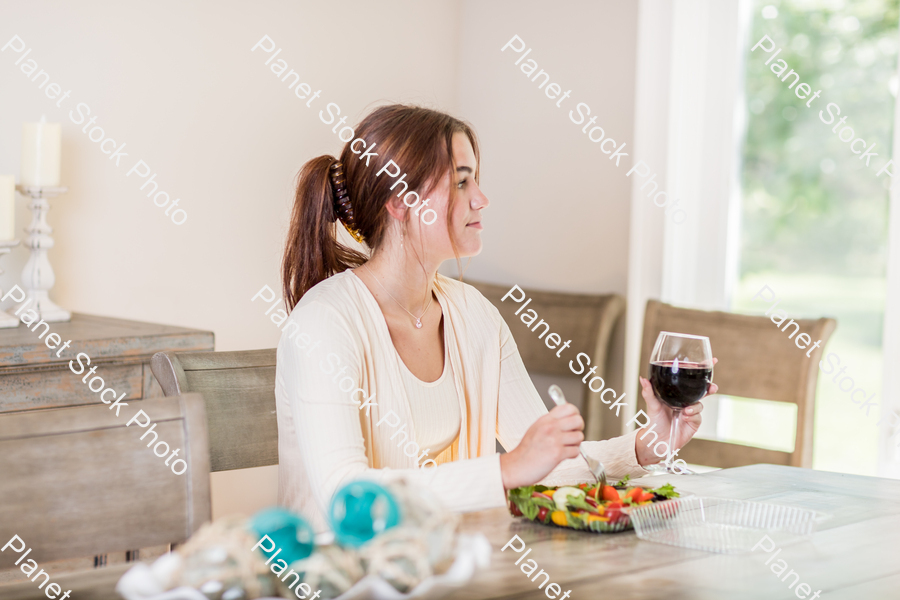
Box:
[507,475,679,533]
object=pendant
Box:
[415,319,422,329]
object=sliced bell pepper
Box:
[624,487,643,502]
[638,490,656,503]
[601,485,620,502]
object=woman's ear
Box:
[383,193,410,222]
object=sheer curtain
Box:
[624,0,748,437]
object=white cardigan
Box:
[275,270,649,532]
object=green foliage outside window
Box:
[728,0,897,475]
[742,0,897,283]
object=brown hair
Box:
[282,104,480,310]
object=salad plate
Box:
[507,476,679,533]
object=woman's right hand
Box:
[499,403,585,490]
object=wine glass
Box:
[644,332,713,475]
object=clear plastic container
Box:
[630,496,822,554]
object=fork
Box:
[548,385,608,490]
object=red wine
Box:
[649,361,712,409]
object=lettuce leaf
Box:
[509,486,535,503]
[531,495,556,510]
[649,483,680,499]
[566,510,590,529]
[521,501,540,521]
[566,495,602,513]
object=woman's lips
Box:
[467,222,483,230]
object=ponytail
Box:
[281,155,366,311]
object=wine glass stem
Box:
[665,410,682,472]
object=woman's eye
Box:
[457,179,467,189]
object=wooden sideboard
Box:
[0,312,214,582]
[0,313,214,413]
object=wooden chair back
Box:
[0,394,210,567]
[638,299,836,468]
[151,349,277,472]
[468,280,625,440]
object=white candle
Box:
[21,116,61,187]
[0,175,14,241]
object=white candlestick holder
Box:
[16,185,71,322]
[0,239,22,328]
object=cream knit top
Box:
[275,270,649,532]
[397,331,462,457]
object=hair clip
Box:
[329,162,364,243]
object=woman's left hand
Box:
[634,358,718,467]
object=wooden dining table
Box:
[3,464,899,600]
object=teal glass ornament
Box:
[247,507,315,565]
[329,481,401,547]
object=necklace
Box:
[362,264,434,329]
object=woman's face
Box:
[414,131,489,260]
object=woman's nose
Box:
[471,185,490,210]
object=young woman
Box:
[276,104,714,531]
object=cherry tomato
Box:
[537,506,549,522]
[606,501,624,523]
[606,507,621,522]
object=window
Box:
[727,0,898,475]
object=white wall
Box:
[453,0,639,295]
[0,0,639,517]
[0,0,461,349]
[452,0,639,428]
